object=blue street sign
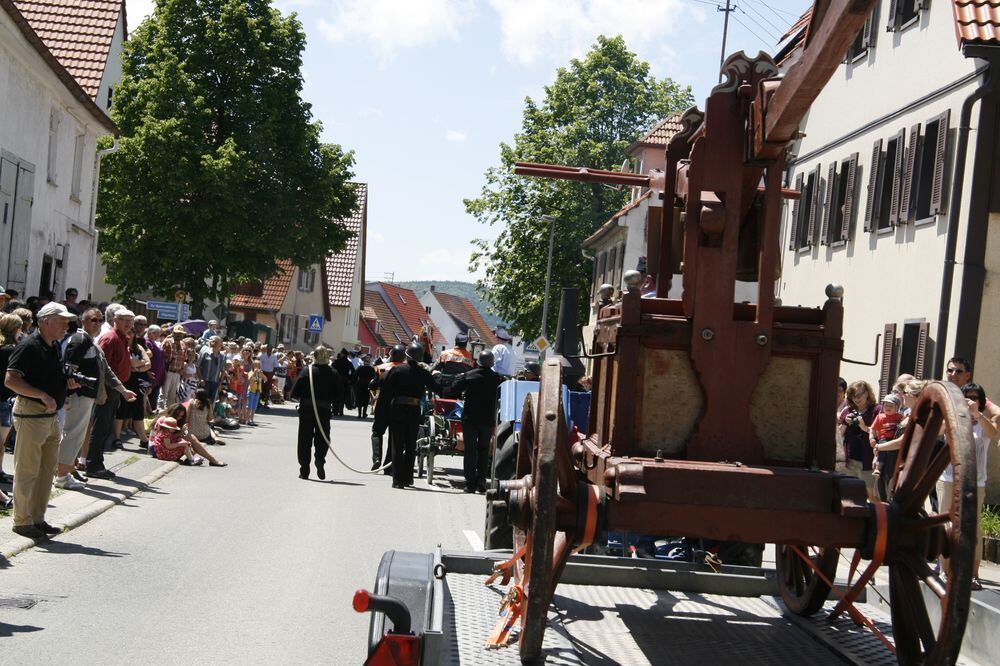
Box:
[147,301,179,320]
[307,314,324,333]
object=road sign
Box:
[212,303,228,320]
[174,290,186,303]
[147,300,180,320]
[534,336,550,353]
[307,314,324,333]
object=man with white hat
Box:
[4,302,77,538]
[491,328,515,379]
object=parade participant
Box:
[522,361,541,381]
[332,349,355,416]
[432,333,474,398]
[354,355,376,419]
[370,345,405,471]
[291,346,343,480]
[5,303,77,538]
[454,350,504,493]
[491,328,515,378]
[378,343,440,489]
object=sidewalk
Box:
[0,446,178,559]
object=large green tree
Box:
[98,0,356,315]
[465,35,693,337]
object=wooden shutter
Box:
[821,162,837,245]
[900,124,920,223]
[879,323,897,398]
[806,165,821,246]
[889,128,906,226]
[886,0,899,31]
[841,153,859,241]
[914,321,930,379]
[930,108,951,215]
[865,0,879,46]
[864,138,882,232]
[789,173,803,250]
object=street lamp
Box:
[540,214,556,346]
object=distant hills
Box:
[397,280,505,330]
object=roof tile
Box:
[325,183,367,308]
[953,0,1000,46]
[14,0,124,99]
[230,260,293,312]
[373,282,447,346]
[431,290,499,347]
[364,289,409,345]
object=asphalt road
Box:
[0,402,484,663]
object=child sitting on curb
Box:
[149,404,227,467]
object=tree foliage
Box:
[98,0,356,315]
[465,35,693,337]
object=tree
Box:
[97,0,356,316]
[465,35,693,338]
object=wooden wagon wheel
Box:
[884,380,977,664]
[508,360,578,662]
[776,544,840,615]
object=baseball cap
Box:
[36,302,77,320]
[881,394,901,407]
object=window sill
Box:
[847,49,869,64]
[828,239,848,248]
[899,15,920,33]
[914,215,937,227]
[795,244,813,255]
[876,225,895,236]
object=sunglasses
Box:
[89,317,104,323]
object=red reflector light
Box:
[353,589,371,613]
[365,634,420,666]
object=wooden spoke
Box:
[900,551,947,600]
[900,444,952,516]
[889,565,936,660]
[776,544,839,616]
[908,513,952,531]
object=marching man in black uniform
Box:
[370,344,405,471]
[432,333,474,398]
[291,346,343,480]
[454,350,504,493]
[378,343,440,489]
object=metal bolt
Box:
[755,333,768,346]
[701,328,715,341]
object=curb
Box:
[1,459,179,560]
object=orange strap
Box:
[485,585,524,648]
[573,485,600,554]
[485,544,527,587]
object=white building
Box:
[0,0,125,299]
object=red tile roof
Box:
[325,182,367,308]
[14,0,124,100]
[431,290,499,347]
[372,282,447,346]
[630,114,684,150]
[953,0,1000,46]
[364,288,409,345]
[0,0,116,132]
[230,260,293,312]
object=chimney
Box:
[430,285,435,292]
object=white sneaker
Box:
[54,474,85,490]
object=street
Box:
[0,404,483,663]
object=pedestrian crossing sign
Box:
[307,314,324,333]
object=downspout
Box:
[933,54,999,378]
[87,137,120,299]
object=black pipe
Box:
[934,50,999,379]
[554,288,579,355]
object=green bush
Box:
[982,505,1000,537]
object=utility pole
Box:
[718,0,735,82]
[540,215,556,345]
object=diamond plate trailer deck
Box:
[359,549,980,665]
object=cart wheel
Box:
[885,381,977,665]
[417,446,425,478]
[484,422,517,550]
[512,360,576,662]
[776,545,839,616]
[427,443,436,485]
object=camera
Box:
[847,409,861,425]
[64,363,97,391]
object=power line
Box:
[730,13,774,45]
[737,5,782,42]
[739,1,788,37]
[746,0,800,20]
[718,0,736,81]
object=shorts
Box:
[0,398,11,428]
[117,392,145,420]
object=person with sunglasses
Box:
[945,356,1000,436]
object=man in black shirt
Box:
[5,302,77,539]
[454,350,504,493]
[291,346,343,480]
[379,343,440,488]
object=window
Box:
[279,314,297,344]
[608,246,617,286]
[47,110,60,185]
[398,293,406,304]
[898,319,930,379]
[70,134,85,202]
[820,153,859,245]
[297,268,315,292]
[905,110,950,222]
[887,0,925,31]
[847,1,878,60]
[864,131,904,233]
[425,306,431,314]
[303,330,320,346]
[788,165,819,251]
[878,323,897,399]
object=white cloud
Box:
[126,0,156,26]
[359,107,385,120]
[369,231,385,243]
[317,0,475,62]
[445,129,467,142]
[489,0,691,67]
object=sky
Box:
[125,0,807,282]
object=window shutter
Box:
[879,323,897,398]
[914,321,930,379]
[841,153,859,241]
[864,138,882,232]
[789,173,803,250]
[916,0,929,10]
[930,108,951,216]
[865,1,879,47]
[821,162,837,245]
[889,128,906,226]
[886,0,899,31]
[806,165,821,246]
[900,124,920,223]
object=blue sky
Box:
[126,0,806,282]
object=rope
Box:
[308,364,392,475]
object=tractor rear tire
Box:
[483,421,516,550]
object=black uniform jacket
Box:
[379,361,440,407]
[454,367,504,426]
[292,364,343,410]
